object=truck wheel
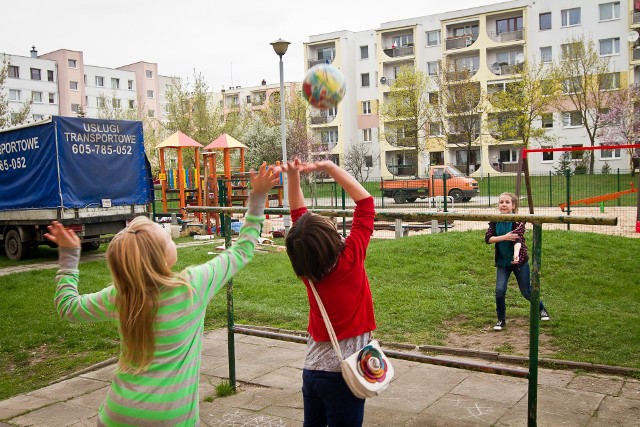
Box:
[448,189,464,203]
[4,230,29,260]
[393,191,407,204]
[407,197,417,203]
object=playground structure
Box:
[559,182,637,212]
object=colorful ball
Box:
[302,64,346,110]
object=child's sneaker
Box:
[540,309,551,321]
[493,319,506,331]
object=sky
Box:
[2,0,506,90]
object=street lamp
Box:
[271,38,291,234]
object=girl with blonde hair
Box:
[45,163,278,426]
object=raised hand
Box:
[250,162,281,194]
[44,221,81,249]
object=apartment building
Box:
[305,0,637,178]
[2,47,175,123]
[210,79,300,117]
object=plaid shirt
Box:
[485,221,528,266]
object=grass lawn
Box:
[0,230,638,400]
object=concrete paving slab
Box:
[27,376,108,401]
[0,394,57,420]
[450,372,528,405]
[413,394,513,426]
[567,373,625,395]
[585,395,640,426]
[9,401,98,427]
[620,379,640,401]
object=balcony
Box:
[488,28,524,43]
[446,68,478,81]
[489,63,523,76]
[382,45,414,58]
[310,114,336,125]
[312,142,334,152]
[308,58,333,68]
[633,11,640,25]
[445,35,477,50]
[447,132,479,144]
[387,164,417,176]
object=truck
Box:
[380,165,479,204]
[0,116,153,260]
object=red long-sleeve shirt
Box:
[291,196,377,342]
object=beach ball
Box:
[302,64,346,110]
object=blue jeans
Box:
[495,262,545,321]
[302,369,365,427]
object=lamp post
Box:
[271,38,291,234]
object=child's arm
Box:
[191,163,279,302]
[300,160,370,202]
[512,242,522,263]
[281,158,305,210]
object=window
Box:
[9,89,20,101]
[128,100,135,109]
[85,96,89,107]
[95,76,104,87]
[429,122,443,136]
[428,92,439,105]
[327,105,337,117]
[362,100,371,115]
[321,129,338,143]
[599,2,620,20]
[146,70,153,78]
[83,74,87,84]
[599,72,620,90]
[112,98,121,109]
[496,50,521,65]
[68,59,77,68]
[317,47,335,61]
[562,111,583,127]
[542,147,554,162]
[97,97,105,108]
[540,79,555,96]
[563,77,582,94]
[128,80,134,90]
[33,114,44,120]
[111,78,120,89]
[540,46,552,63]
[30,68,41,80]
[539,12,552,30]
[148,110,155,118]
[365,156,373,168]
[32,91,43,103]
[70,81,79,90]
[361,73,370,87]
[147,90,154,99]
[600,143,621,159]
[561,8,581,26]
[426,30,441,46]
[49,93,55,104]
[565,144,585,160]
[496,17,523,34]
[8,65,19,78]
[363,128,372,142]
[499,149,518,163]
[392,34,413,47]
[47,70,54,82]
[360,45,369,60]
[599,38,620,56]
[453,25,478,38]
[71,103,80,113]
[541,113,553,128]
[427,61,439,76]
[561,42,582,59]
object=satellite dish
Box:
[492,62,500,69]
[627,31,639,43]
[380,76,387,85]
[515,53,525,64]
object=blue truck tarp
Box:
[0,116,152,211]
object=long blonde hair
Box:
[106,216,189,373]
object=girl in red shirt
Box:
[275,159,375,427]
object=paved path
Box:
[0,329,638,426]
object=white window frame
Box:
[600,143,621,159]
[148,110,155,118]
[561,8,581,27]
[542,147,554,162]
[562,111,583,128]
[499,149,518,163]
[112,98,121,109]
[539,12,552,30]
[429,122,443,136]
[111,78,120,89]
[9,89,20,101]
[363,128,372,142]
[128,99,135,109]
[146,70,153,79]
[362,100,371,115]
[426,30,441,46]
[70,81,79,91]
[96,76,104,87]
[540,46,552,63]
[541,113,553,128]
[71,103,80,113]
[128,80,134,90]
[48,93,55,104]
[427,61,439,76]
[30,68,41,80]
[68,59,77,68]
[8,65,19,78]
[97,97,106,108]
[361,73,370,87]
[33,114,44,120]
[360,45,369,60]
[147,89,154,99]
[32,91,43,103]
[599,2,620,21]
[599,38,620,56]
[599,72,621,91]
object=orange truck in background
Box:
[380,165,479,204]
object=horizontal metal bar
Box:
[185,206,617,226]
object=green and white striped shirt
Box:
[54,195,265,426]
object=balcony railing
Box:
[308,58,333,68]
[447,133,480,144]
[490,63,523,76]
[488,28,524,43]
[251,99,265,106]
[382,45,414,58]
[445,35,477,50]
[387,164,417,176]
[310,114,336,125]
[312,142,335,152]
[446,68,479,81]
[633,11,640,25]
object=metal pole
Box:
[278,55,290,235]
[565,169,571,231]
[528,223,542,426]
[223,213,236,389]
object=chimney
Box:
[30,46,38,58]
[261,79,267,86]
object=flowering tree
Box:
[597,85,640,174]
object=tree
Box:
[552,35,615,174]
[432,58,486,175]
[379,65,432,176]
[241,115,282,169]
[261,88,312,162]
[487,60,558,212]
[343,141,378,182]
[597,85,640,175]
[0,54,31,128]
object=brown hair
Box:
[285,213,345,282]
[106,216,189,373]
[500,192,519,213]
